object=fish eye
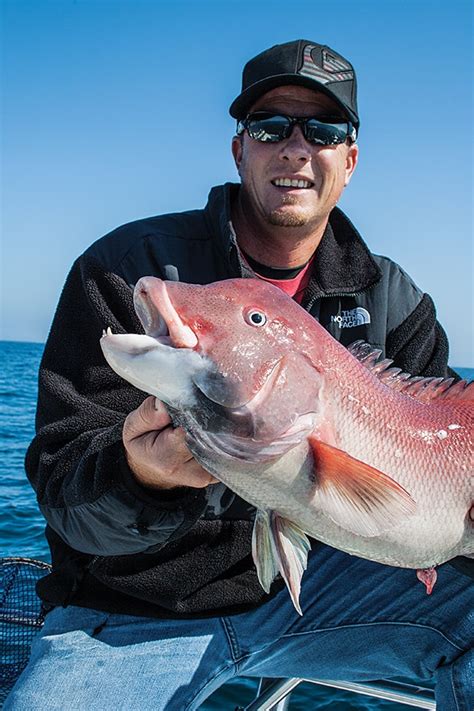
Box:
[245,309,267,327]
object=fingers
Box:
[176,458,220,488]
[123,396,171,443]
[154,424,191,459]
[123,397,219,490]
[137,427,219,487]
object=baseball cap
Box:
[229,39,359,130]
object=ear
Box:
[232,135,243,172]
[344,142,359,187]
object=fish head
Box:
[102,277,326,456]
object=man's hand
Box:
[123,396,219,490]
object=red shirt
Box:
[245,255,315,304]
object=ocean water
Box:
[1,340,472,709]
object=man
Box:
[6,40,472,710]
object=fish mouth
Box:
[101,276,317,455]
[133,277,198,349]
[130,279,306,439]
[132,277,281,413]
[99,278,204,404]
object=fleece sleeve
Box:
[25,254,209,556]
[385,292,453,378]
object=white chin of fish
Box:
[100,330,205,406]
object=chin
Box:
[267,209,311,227]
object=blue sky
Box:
[2,0,473,366]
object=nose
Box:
[278,125,312,163]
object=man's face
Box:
[232,85,358,229]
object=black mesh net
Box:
[0,557,51,706]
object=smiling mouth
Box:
[271,178,314,189]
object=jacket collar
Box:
[204,182,382,296]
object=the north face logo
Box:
[330,307,371,328]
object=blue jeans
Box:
[5,545,473,710]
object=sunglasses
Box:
[237,112,357,146]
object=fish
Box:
[100,277,474,614]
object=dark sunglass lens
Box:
[304,120,348,145]
[247,115,290,142]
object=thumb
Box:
[124,396,172,440]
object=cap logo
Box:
[299,44,354,84]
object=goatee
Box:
[267,195,309,227]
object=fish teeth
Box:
[102,326,113,337]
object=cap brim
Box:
[229,74,358,128]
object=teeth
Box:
[273,178,312,188]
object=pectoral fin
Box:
[252,509,311,616]
[309,437,416,537]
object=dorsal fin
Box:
[348,340,474,403]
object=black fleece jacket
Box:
[26,183,466,618]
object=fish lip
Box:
[134,288,168,340]
[133,277,198,349]
[100,330,172,356]
[100,330,183,371]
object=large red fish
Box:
[101,277,473,614]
